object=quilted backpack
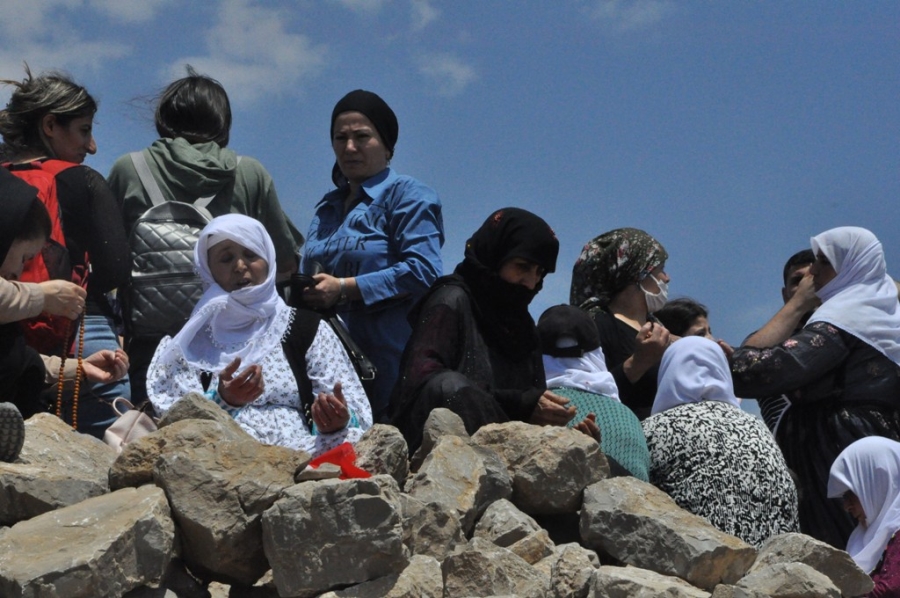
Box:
[4,160,89,355]
[123,151,239,343]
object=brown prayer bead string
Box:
[54,316,85,430]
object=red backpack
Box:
[4,160,90,355]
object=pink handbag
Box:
[103,398,158,453]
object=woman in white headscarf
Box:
[147,214,371,457]
[643,336,799,547]
[828,436,900,596]
[732,227,900,549]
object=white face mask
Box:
[641,275,669,313]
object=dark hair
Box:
[155,66,231,147]
[782,249,815,285]
[654,297,709,337]
[19,196,52,242]
[0,64,97,158]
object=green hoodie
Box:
[108,137,302,273]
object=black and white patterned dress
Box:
[642,400,800,547]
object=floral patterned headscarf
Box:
[569,228,667,311]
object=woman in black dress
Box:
[391,207,599,452]
[732,226,900,548]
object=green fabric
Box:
[552,386,650,482]
[109,137,302,272]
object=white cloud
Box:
[410,0,439,31]
[0,0,128,79]
[583,0,675,31]
[168,0,327,107]
[88,0,175,23]
[416,52,476,97]
[332,0,391,14]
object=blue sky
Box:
[1,0,897,350]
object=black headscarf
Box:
[453,207,559,360]
[537,304,601,358]
[0,167,48,418]
[330,89,399,188]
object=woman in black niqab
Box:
[390,207,594,452]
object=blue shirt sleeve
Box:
[354,175,444,307]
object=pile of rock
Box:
[0,395,874,597]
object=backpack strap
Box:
[129,151,240,208]
[130,152,167,207]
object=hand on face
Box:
[529,390,576,426]
[311,381,350,433]
[217,357,264,407]
[789,271,821,314]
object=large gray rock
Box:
[110,398,253,490]
[471,444,514,507]
[508,528,555,565]
[590,566,711,597]
[471,421,608,514]
[157,392,251,432]
[317,555,443,598]
[546,542,599,598]
[409,408,470,472]
[580,476,756,591]
[405,435,498,532]
[709,585,767,598]
[262,475,408,598]
[355,424,409,486]
[736,562,841,597]
[474,498,543,546]
[0,485,174,597]
[0,413,115,525]
[152,420,308,585]
[400,494,465,560]
[474,498,554,564]
[750,532,873,597]
[441,537,549,598]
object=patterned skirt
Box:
[642,400,800,547]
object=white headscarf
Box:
[808,227,900,366]
[170,214,286,371]
[543,347,620,400]
[652,336,740,415]
[828,436,900,573]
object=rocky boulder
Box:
[580,476,757,590]
[471,421,609,514]
[0,413,115,526]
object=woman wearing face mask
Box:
[390,208,599,453]
[570,228,672,420]
[1,66,130,436]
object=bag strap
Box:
[130,151,238,208]
[325,314,376,382]
[281,308,324,427]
